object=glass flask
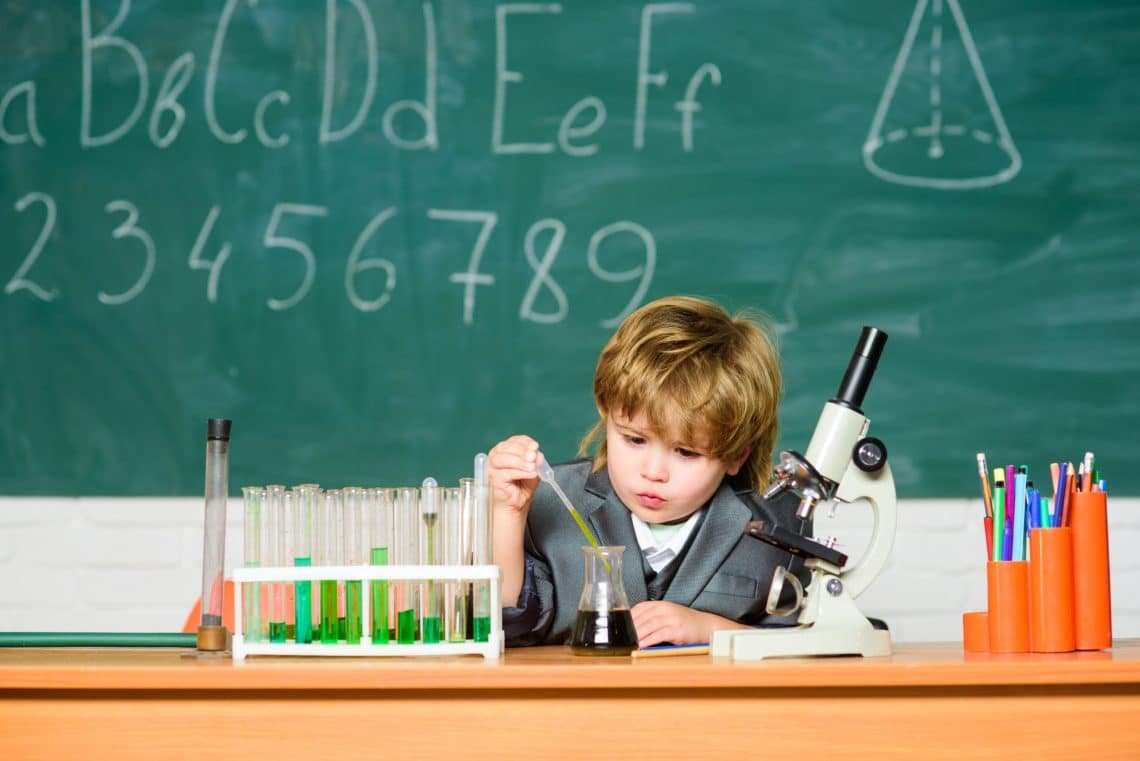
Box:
[570,545,638,656]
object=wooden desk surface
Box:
[1,640,1136,690]
[3,641,1139,760]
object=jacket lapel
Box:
[662,480,749,607]
[583,468,648,606]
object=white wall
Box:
[1,496,1136,643]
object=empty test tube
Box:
[292,484,318,644]
[343,487,366,644]
[369,488,392,643]
[442,486,467,642]
[394,487,420,643]
[242,486,265,643]
[421,478,442,644]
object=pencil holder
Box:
[1028,527,1074,652]
[1070,490,1112,650]
[986,560,1029,653]
[961,611,989,652]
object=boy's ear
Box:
[725,446,752,476]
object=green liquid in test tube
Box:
[345,580,362,643]
[397,609,416,643]
[294,557,312,642]
[320,580,338,643]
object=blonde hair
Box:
[577,295,783,491]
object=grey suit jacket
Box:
[503,459,810,646]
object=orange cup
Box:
[987,560,1029,652]
[962,611,989,652]
[1070,490,1112,650]
[1028,527,1075,652]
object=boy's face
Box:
[604,409,743,525]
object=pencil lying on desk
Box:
[631,643,709,659]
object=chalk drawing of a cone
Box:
[864,0,1021,190]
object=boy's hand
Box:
[630,601,748,648]
[487,434,541,516]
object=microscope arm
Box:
[833,459,897,599]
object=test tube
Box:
[472,454,492,642]
[241,486,264,643]
[394,487,420,643]
[292,484,318,644]
[442,486,467,642]
[335,492,347,640]
[318,489,341,643]
[198,418,231,651]
[420,478,442,644]
[265,485,287,642]
[343,487,366,644]
[282,489,296,640]
[368,488,393,643]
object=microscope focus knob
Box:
[853,437,887,472]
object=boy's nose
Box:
[641,450,669,482]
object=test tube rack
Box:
[232,564,502,661]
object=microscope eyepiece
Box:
[833,326,888,412]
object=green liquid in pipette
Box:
[294,557,312,644]
[269,621,286,642]
[397,608,416,644]
[320,580,338,643]
[538,461,608,571]
[370,547,389,643]
[472,616,491,643]
[422,616,441,644]
[345,580,363,644]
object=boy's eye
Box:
[676,448,701,459]
[624,434,646,445]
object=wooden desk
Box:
[3,642,1139,759]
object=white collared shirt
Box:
[629,508,704,573]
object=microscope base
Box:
[710,624,891,660]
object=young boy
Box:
[488,295,809,648]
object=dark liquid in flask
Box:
[570,608,638,656]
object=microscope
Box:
[710,327,896,660]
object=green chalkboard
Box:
[2,1,1138,497]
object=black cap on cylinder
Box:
[206,418,232,441]
[833,327,888,412]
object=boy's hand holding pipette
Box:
[488,435,543,605]
[488,435,542,515]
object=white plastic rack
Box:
[232,564,502,661]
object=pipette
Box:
[536,456,602,552]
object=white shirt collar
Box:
[629,509,704,573]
